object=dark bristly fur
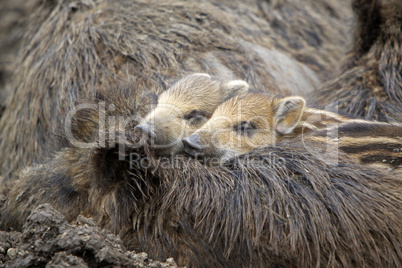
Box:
[310,0,402,122]
[0,0,42,118]
[0,0,354,175]
[1,0,401,267]
[1,88,401,267]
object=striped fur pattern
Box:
[183,93,402,172]
[309,121,402,172]
[1,87,400,267]
[292,108,402,171]
[135,73,249,156]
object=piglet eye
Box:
[184,110,207,125]
[234,121,256,135]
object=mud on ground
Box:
[0,204,178,268]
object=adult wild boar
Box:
[310,0,402,122]
[0,0,353,174]
[1,88,401,267]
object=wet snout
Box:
[182,134,203,157]
[134,122,156,139]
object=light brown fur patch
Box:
[136,73,249,155]
[186,92,402,171]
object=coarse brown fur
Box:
[309,0,402,123]
[135,73,248,156]
[1,0,401,267]
[1,88,401,267]
[185,92,402,172]
[0,0,42,118]
[0,0,354,175]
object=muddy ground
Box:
[0,204,179,267]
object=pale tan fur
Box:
[186,93,297,161]
[136,73,249,155]
[185,93,402,170]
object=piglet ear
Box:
[189,73,212,79]
[221,80,249,101]
[274,96,305,135]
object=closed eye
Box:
[184,110,207,125]
[234,121,257,135]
